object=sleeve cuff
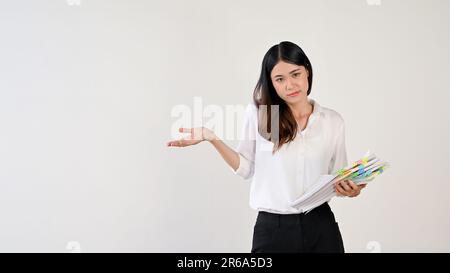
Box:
[231,153,252,179]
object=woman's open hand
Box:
[166,127,215,147]
[334,179,366,197]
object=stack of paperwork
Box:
[291,151,389,212]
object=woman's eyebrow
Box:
[274,68,302,78]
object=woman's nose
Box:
[286,79,295,90]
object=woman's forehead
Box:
[271,61,304,76]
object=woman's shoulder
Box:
[242,101,259,119]
[245,101,258,112]
[316,102,345,126]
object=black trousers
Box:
[251,202,345,253]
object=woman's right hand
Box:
[166,127,216,147]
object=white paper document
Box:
[290,174,338,213]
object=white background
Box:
[0,0,449,252]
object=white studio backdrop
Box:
[0,0,449,252]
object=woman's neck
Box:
[288,99,313,120]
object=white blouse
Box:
[231,98,348,214]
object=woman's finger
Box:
[340,180,352,192]
[347,180,359,191]
[167,141,176,147]
[334,184,342,195]
[344,180,360,196]
[179,127,193,134]
[167,140,179,147]
[167,139,186,147]
[335,183,347,196]
[350,188,361,197]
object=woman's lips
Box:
[287,91,300,97]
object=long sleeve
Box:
[328,119,348,175]
[231,104,257,180]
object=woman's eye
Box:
[276,78,283,82]
[293,73,300,77]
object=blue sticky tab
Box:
[358,164,364,175]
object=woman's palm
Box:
[167,127,205,147]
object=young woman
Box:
[167,41,366,253]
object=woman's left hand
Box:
[334,179,366,197]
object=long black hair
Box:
[253,41,313,153]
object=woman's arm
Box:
[209,136,240,172]
[167,127,240,172]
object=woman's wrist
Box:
[202,127,216,142]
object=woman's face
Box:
[270,61,309,104]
